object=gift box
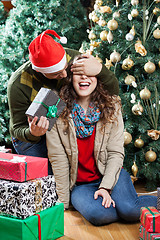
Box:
[0,202,64,240]
[139,225,160,240]
[0,146,12,153]
[0,152,48,182]
[25,87,66,131]
[0,175,57,219]
[140,207,160,233]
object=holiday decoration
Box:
[107,18,118,30]
[110,50,121,63]
[98,17,106,26]
[100,30,108,41]
[107,30,113,43]
[153,28,160,39]
[122,56,134,70]
[124,74,136,85]
[105,58,113,69]
[139,225,160,240]
[147,129,160,140]
[145,149,157,162]
[140,87,151,100]
[157,187,160,211]
[113,11,120,18]
[144,61,156,73]
[153,7,160,15]
[135,40,147,56]
[99,6,112,13]
[124,130,132,145]
[157,16,160,24]
[131,9,139,17]
[140,207,160,233]
[129,25,136,36]
[126,33,134,41]
[131,0,139,6]
[134,137,144,148]
[132,102,143,115]
[131,161,138,177]
[89,30,97,40]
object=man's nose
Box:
[59,70,67,78]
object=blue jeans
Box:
[12,136,53,175]
[71,168,157,226]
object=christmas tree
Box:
[0,0,88,145]
[82,0,160,190]
[0,1,7,25]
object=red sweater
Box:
[76,127,102,182]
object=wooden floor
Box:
[59,181,157,240]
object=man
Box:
[7,29,119,173]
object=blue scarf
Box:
[71,101,101,138]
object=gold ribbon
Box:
[147,129,160,140]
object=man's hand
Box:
[71,54,102,76]
[28,116,49,136]
[94,189,115,208]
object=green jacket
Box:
[7,48,119,143]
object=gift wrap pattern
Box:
[157,188,160,211]
[139,225,160,240]
[0,202,64,240]
[140,207,160,233]
[0,152,48,182]
[0,175,57,219]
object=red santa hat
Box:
[28,29,67,74]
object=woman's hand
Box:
[94,189,115,208]
[28,116,49,136]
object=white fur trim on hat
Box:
[32,54,67,74]
[60,36,67,44]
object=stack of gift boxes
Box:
[139,188,160,240]
[0,151,64,240]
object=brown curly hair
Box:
[59,56,121,127]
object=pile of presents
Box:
[139,190,160,240]
[0,147,64,240]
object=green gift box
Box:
[0,202,64,240]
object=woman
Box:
[46,56,157,226]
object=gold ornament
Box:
[116,0,120,7]
[131,9,139,17]
[132,102,143,115]
[113,11,120,18]
[153,28,160,39]
[144,61,156,74]
[90,41,101,47]
[147,129,160,140]
[86,49,93,55]
[131,0,139,6]
[145,149,157,162]
[122,56,134,70]
[124,130,132,145]
[94,4,100,10]
[105,58,113,69]
[110,50,121,63]
[88,30,96,40]
[157,16,160,25]
[139,86,151,100]
[98,18,106,27]
[153,7,160,15]
[124,74,136,85]
[95,0,103,5]
[158,61,160,68]
[129,25,136,36]
[135,40,147,56]
[107,30,113,43]
[100,30,108,41]
[100,6,112,14]
[107,18,118,31]
[132,161,138,177]
[134,137,144,148]
[92,14,99,23]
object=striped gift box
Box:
[139,225,160,240]
[140,207,160,233]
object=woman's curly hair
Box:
[59,55,121,126]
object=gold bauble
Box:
[122,56,134,70]
[145,149,157,162]
[134,137,144,148]
[113,11,120,18]
[157,16,160,25]
[88,31,96,40]
[95,0,103,6]
[124,74,136,85]
[98,19,106,26]
[92,14,99,23]
[107,30,113,43]
[100,30,108,41]
[100,6,112,14]
[153,7,160,15]
[129,25,136,36]
[131,9,139,17]
[131,0,139,6]
[124,131,132,146]
[107,18,118,31]
[153,28,160,39]
[140,86,151,100]
[144,61,156,74]
[132,102,143,115]
[131,161,138,177]
[110,50,121,63]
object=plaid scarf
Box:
[71,101,101,138]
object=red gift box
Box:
[0,152,48,182]
[140,207,160,233]
[139,225,160,240]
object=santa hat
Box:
[28,29,67,74]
